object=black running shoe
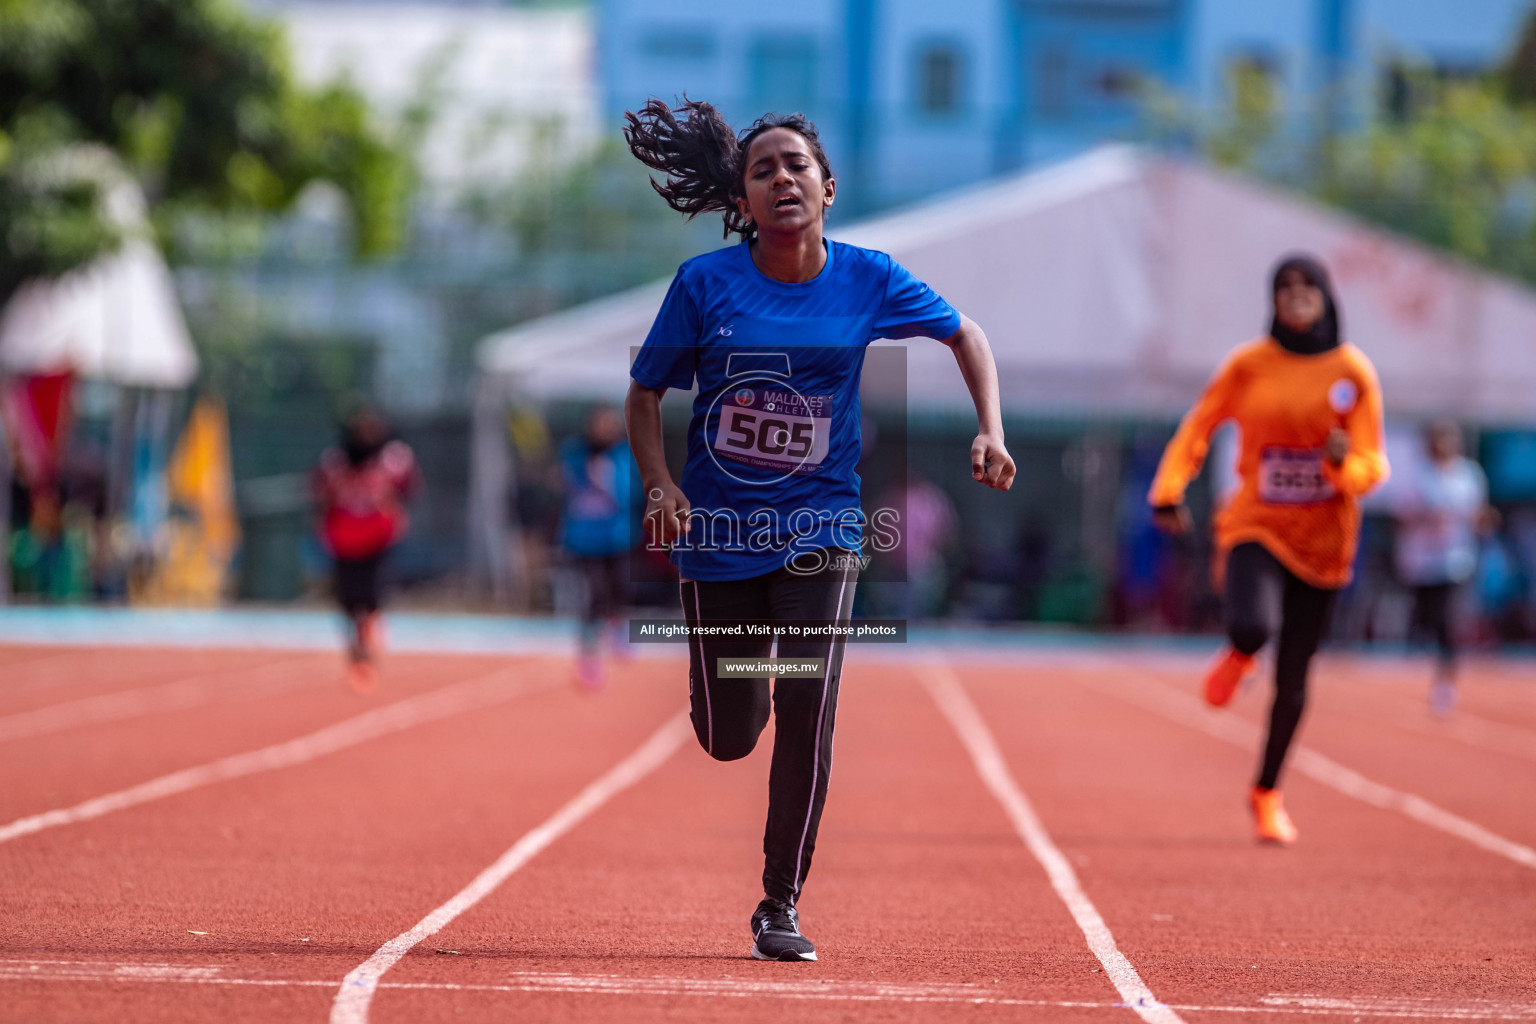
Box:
[750,898,817,961]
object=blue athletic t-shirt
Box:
[558,437,638,558]
[630,238,961,581]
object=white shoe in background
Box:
[1429,679,1458,719]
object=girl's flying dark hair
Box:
[622,97,833,239]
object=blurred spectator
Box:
[312,410,420,694]
[1502,506,1536,640]
[1013,519,1053,622]
[508,407,561,611]
[141,398,240,606]
[558,405,638,689]
[515,460,564,611]
[879,473,956,621]
[1474,525,1524,640]
[1392,421,1496,716]
[63,444,113,600]
[1114,443,1196,630]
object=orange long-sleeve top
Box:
[1149,338,1389,589]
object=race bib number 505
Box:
[713,388,833,476]
[1259,446,1336,505]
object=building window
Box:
[1036,44,1070,120]
[1092,65,1141,99]
[749,36,820,110]
[916,44,964,116]
[638,28,714,62]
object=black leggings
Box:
[1225,543,1338,790]
[576,554,628,650]
[681,547,858,907]
[1409,582,1458,668]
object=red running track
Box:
[0,642,1533,1023]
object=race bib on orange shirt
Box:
[1259,447,1336,505]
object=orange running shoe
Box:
[1203,648,1255,708]
[1250,786,1298,845]
[346,659,378,695]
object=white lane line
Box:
[11,963,1536,1020]
[329,711,692,1024]
[0,657,315,743]
[1080,656,1536,871]
[0,668,554,846]
[1260,994,1536,1020]
[918,661,1185,1024]
[0,649,107,687]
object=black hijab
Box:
[1269,254,1340,355]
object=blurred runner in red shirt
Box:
[313,410,420,693]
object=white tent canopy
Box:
[0,237,198,389]
[478,145,1536,421]
[469,145,1536,600]
[0,168,197,602]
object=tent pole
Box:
[0,380,10,606]
[109,385,137,522]
[468,373,517,606]
[502,416,526,610]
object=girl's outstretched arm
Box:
[625,380,691,545]
[942,314,1015,491]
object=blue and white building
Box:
[597,0,1534,212]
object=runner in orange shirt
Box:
[1150,255,1388,845]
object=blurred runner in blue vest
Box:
[559,405,639,690]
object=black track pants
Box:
[1224,542,1338,790]
[576,554,628,651]
[680,547,858,907]
[1409,582,1458,669]
[334,554,384,616]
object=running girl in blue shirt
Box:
[623,99,1014,961]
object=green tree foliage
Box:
[1317,81,1536,272]
[1180,37,1536,285]
[465,136,723,309]
[0,126,124,302]
[1203,61,1281,170]
[474,138,713,265]
[1504,7,1536,106]
[0,0,409,302]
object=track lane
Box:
[0,651,506,821]
[921,660,1184,1024]
[0,654,321,744]
[0,647,293,713]
[367,660,1132,1024]
[331,711,693,1023]
[956,660,1536,1020]
[0,653,681,1023]
[1294,654,1536,733]
[3,644,1532,1023]
[1106,653,1536,851]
